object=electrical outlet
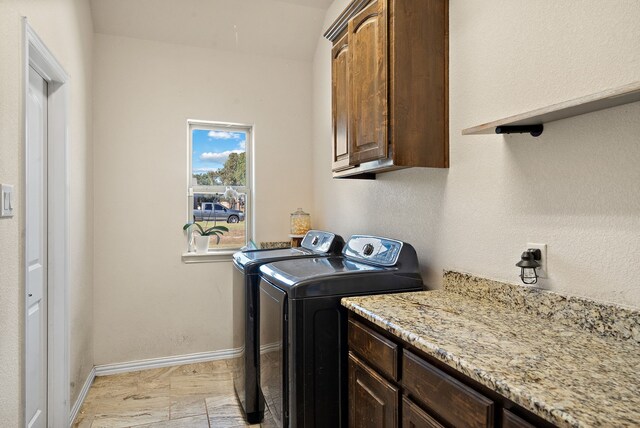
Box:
[526,242,547,278]
[0,184,14,218]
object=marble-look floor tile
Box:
[171,375,233,397]
[90,393,171,428]
[72,411,94,428]
[205,394,250,427]
[175,360,231,376]
[169,395,207,420]
[91,414,168,428]
[73,360,269,428]
[90,373,139,398]
[132,414,210,428]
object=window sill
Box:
[181,250,236,264]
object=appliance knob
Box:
[363,243,374,256]
[312,236,319,246]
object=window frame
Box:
[185,119,253,259]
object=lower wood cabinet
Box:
[502,409,536,428]
[347,313,556,428]
[403,350,494,428]
[402,397,444,428]
[349,352,399,428]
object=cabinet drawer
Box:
[402,396,444,428]
[349,352,399,428]
[502,409,536,428]
[348,319,399,380]
[402,351,494,428]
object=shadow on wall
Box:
[360,167,450,283]
[503,102,640,218]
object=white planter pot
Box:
[195,235,210,253]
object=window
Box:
[188,120,251,252]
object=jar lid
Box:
[291,208,309,216]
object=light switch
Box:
[1,184,14,217]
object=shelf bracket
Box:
[495,124,543,137]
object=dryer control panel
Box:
[301,230,343,254]
[343,235,404,267]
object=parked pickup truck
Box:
[193,202,245,223]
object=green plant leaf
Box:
[203,225,228,235]
[183,222,206,236]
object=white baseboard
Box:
[94,348,242,377]
[69,366,96,427]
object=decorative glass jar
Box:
[290,208,311,236]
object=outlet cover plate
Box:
[527,242,547,278]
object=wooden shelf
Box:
[462,81,640,136]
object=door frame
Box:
[23,19,70,428]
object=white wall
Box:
[312,0,640,308]
[93,34,313,364]
[0,0,94,424]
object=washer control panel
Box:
[301,230,339,254]
[343,235,404,267]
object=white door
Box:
[26,65,48,428]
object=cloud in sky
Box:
[208,130,242,140]
[238,140,246,150]
[193,167,217,173]
[200,150,243,162]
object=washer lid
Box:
[259,256,389,287]
[233,247,313,269]
[260,256,423,298]
[233,230,344,270]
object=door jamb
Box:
[23,19,70,428]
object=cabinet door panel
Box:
[403,351,494,428]
[348,318,398,380]
[502,409,536,428]
[349,352,399,428]
[402,396,445,428]
[332,32,351,171]
[348,0,388,165]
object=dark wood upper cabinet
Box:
[332,32,351,172]
[325,0,449,178]
[348,0,388,166]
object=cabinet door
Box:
[402,396,444,428]
[403,351,494,428]
[331,32,351,172]
[502,409,536,428]
[349,352,399,428]
[348,0,388,166]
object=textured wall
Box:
[0,0,94,424]
[92,34,313,364]
[311,0,640,308]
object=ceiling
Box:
[90,0,333,61]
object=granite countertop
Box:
[342,272,640,428]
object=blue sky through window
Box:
[192,129,246,174]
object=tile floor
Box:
[73,359,275,428]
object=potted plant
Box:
[183,222,229,253]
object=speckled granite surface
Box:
[443,271,640,344]
[259,241,290,249]
[342,282,640,427]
